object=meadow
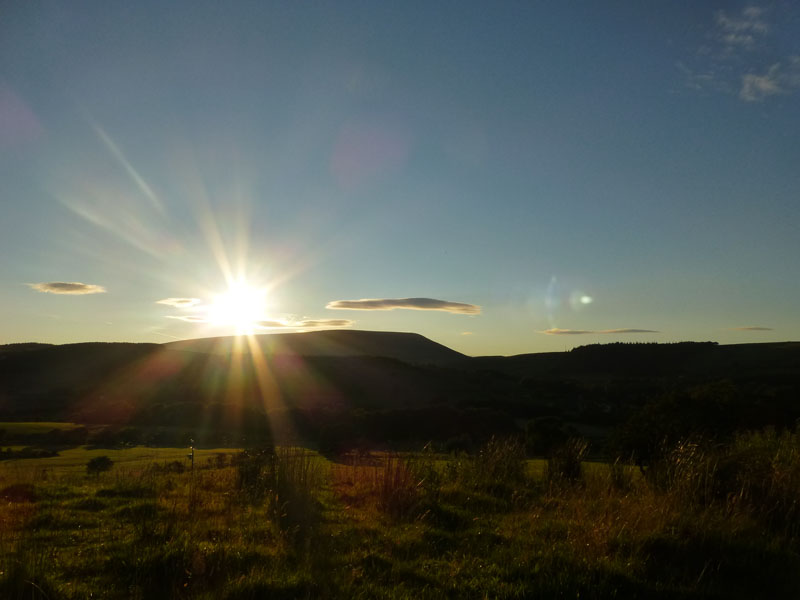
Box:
[2,432,800,599]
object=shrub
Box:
[0,483,37,503]
[546,438,589,484]
[376,455,423,520]
[715,429,800,535]
[236,445,322,540]
[456,436,527,498]
[481,436,526,482]
[214,452,228,468]
[271,447,323,540]
[86,455,113,476]
[607,456,635,491]
[235,445,275,502]
[645,438,718,507]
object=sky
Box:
[1,1,799,356]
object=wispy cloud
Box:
[732,326,773,331]
[739,60,800,102]
[714,6,769,51]
[294,319,354,328]
[28,282,106,295]
[156,297,201,308]
[257,320,287,328]
[740,63,783,101]
[601,328,660,334]
[542,328,659,335]
[164,316,354,328]
[326,297,481,315]
[681,5,800,103]
[257,319,354,329]
[166,315,208,323]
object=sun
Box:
[207,281,267,334]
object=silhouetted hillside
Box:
[469,341,800,380]
[2,336,799,450]
[166,330,466,366]
[0,342,54,354]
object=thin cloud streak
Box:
[257,319,354,329]
[164,317,354,328]
[296,319,354,328]
[732,326,773,331]
[326,297,481,315]
[166,315,208,322]
[542,328,659,335]
[28,282,106,295]
[156,297,201,308]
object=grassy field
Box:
[0,446,240,474]
[1,434,799,599]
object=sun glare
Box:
[208,282,267,334]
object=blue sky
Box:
[1,1,798,355]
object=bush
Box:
[715,429,800,535]
[475,436,526,486]
[646,438,717,506]
[375,455,424,520]
[236,445,322,540]
[271,447,322,540]
[452,436,527,499]
[546,438,588,484]
[607,456,635,491]
[235,445,275,502]
[87,455,113,476]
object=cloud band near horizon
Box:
[326,297,480,315]
[165,315,354,329]
[258,319,354,329]
[542,328,659,335]
[28,282,106,295]
[156,297,201,308]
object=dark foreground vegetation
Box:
[2,431,800,599]
[2,337,800,457]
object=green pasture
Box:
[0,445,240,476]
[1,431,799,599]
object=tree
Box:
[86,455,113,476]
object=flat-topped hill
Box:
[165,329,466,366]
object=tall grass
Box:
[332,451,428,520]
[271,447,324,540]
[546,437,589,485]
[235,446,324,541]
[2,433,800,599]
[455,436,527,498]
[713,429,800,536]
[375,455,424,520]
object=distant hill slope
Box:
[0,333,477,423]
[2,337,799,444]
[0,342,54,354]
[165,330,466,366]
[469,341,800,380]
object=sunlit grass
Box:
[0,446,240,476]
[1,436,799,599]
